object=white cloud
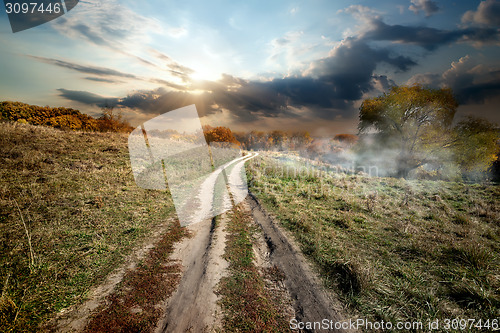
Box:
[338,5,381,22]
[51,0,164,49]
[337,5,382,37]
[167,27,188,38]
[407,55,500,104]
[409,0,439,17]
[462,0,500,27]
[267,31,309,74]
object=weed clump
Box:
[329,260,367,295]
[453,243,492,270]
[453,213,471,225]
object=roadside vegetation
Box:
[247,154,499,329]
[217,206,291,332]
[83,221,188,332]
[0,121,176,332]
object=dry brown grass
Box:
[247,154,500,327]
[0,121,176,332]
[83,221,189,332]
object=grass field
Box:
[247,153,499,330]
[0,122,176,332]
[2,121,498,332]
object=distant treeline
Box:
[0,101,133,133]
[145,124,357,154]
[202,126,359,159]
[234,130,357,152]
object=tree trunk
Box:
[396,153,415,179]
[396,167,410,179]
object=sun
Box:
[190,66,221,82]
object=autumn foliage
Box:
[358,84,499,179]
[203,125,240,145]
[0,101,133,133]
[334,134,358,145]
[234,130,312,151]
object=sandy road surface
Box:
[155,153,258,332]
[157,152,348,333]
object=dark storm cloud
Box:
[71,40,413,121]
[29,55,138,79]
[84,77,120,83]
[55,3,499,125]
[116,88,230,120]
[408,56,500,104]
[57,89,118,107]
[190,38,416,120]
[306,38,416,100]
[58,38,419,122]
[362,19,499,50]
[116,88,184,111]
[458,80,500,104]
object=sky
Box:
[0,0,499,135]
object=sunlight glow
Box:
[190,66,221,82]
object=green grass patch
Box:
[247,154,499,328]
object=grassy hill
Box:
[0,121,175,331]
[247,153,499,329]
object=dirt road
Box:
[55,153,347,332]
[248,194,347,332]
[156,153,347,332]
[155,153,258,332]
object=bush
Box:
[0,101,130,133]
[96,107,133,133]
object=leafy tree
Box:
[203,125,240,145]
[334,134,358,145]
[290,131,313,149]
[453,117,499,179]
[358,85,498,179]
[96,106,133,133]
[269,130,288,150]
